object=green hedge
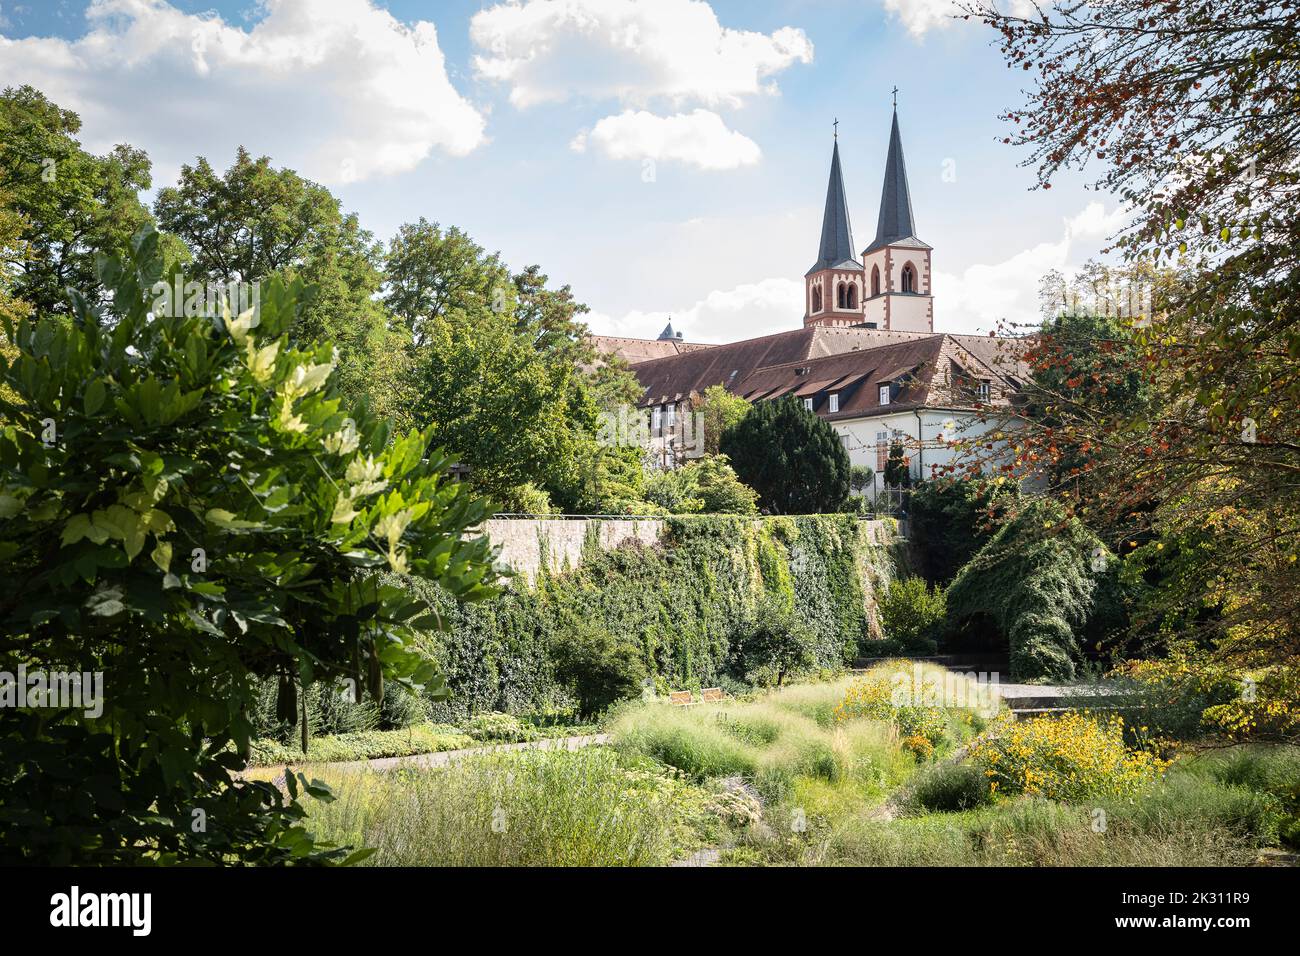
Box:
[409,515,903,720]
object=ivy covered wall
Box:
[405,516,905,720]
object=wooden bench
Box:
[700,687,724,703]
[669,690,694,706]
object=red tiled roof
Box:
[631,329,1021,420]
[587,334,716,367]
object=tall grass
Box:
[301,748,710,866]
[747,782,1269,867]
[608,687,914,804]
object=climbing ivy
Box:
[946,499,1126,682]
[405,515,903,717]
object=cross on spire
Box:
[833,117,838,140]
[891,86,899,109]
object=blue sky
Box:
[0,0,1124,340]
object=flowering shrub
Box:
[834,675,949,760]
[896,706,947,752]
[969,712,1170,801]
[1202,665,1300,743]
[834,676,894,723]
[1110,655,1300,744]
[1108,656,1238,740]
[902,734,935,761]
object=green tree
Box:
[692,385,751,457]
[849,464,874,497]
[383,219,510,346]
[968,0,1300,666]
[0,226,498,863]
[733,596,816,687]
[0,86,168,316]
[153,148,394,410]
[408,307,592,502]
[720,396,850,514]
[883,441,911,489]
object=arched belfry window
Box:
[836,283,848,309]
[811,286,823,313]
[846,284,857,309]
[902,263,916,294]
[871,265,880,298]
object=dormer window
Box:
[879,385,891,406]
[977,381,991,403]
[828,393,839,413]
[652,405,662,432]
[803,397,814,411]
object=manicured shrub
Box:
[969,712,1170,801]
[249,724,473,766]
[462,711,539,743]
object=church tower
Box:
[861,105,933,332]
[804,129,865,328]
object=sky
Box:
[0,0,1126,341]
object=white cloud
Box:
[588,202,1129,342]
[880,0,1038,40]
[588,276,803,342]
[571,109,760,170]
[936,201,1130,334]
[0,0,485,185]
[471,0,813,109]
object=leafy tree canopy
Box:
[0,85,171,316]
[0,226,498,863]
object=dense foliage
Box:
[877,576,947,656]
[0,85,176,317]
[0,229,497,863]
[946,500,1125,682]
[643,454,759,515]
[720,396,851,514]
[907,477,1018,585]
[401,515,902,719]
[963,0,1300,672]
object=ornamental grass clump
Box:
[969,711,1171,802]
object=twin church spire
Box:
[804,101,934,333]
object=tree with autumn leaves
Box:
[946,1,1298,720]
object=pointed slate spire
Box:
[866,107,919,254]
[807,138,860,276]
[657,320,676,341]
